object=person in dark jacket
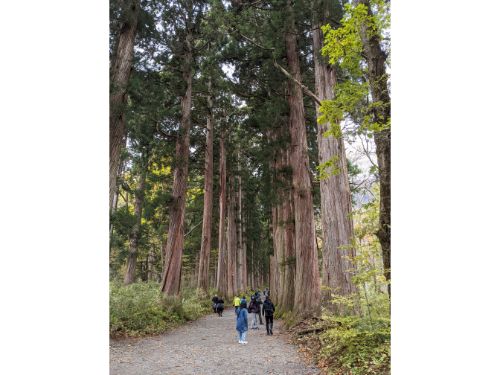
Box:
[263,296,275,335]
[236,300,249,344]
[248,296,260,329]
[254,291,264,325]
[215,297,224,317]
[212,295,219,313]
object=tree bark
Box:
[110,0,140,210]
[270,123,296,312]
[124,163,147,285]
[356,0,391,296]
[196,77,214,293]
[281,149,296,312]
[226,176,238,297]
[285,0,321,317]
[312,6,357,309]
[216,135,228,296]
[237,163,247,292]
[161,26,194,296]
[147,248,155,282]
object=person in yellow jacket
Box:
[233,295,241,313]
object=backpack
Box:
[263,301,274,316]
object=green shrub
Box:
[110,282,212,337]
[318,315,390,375]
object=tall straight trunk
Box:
[249,237,255,289]
[271,119,296,313]
[110,0,140,209]
[237,165,247,291]
[312,7,357,307]
[147,248,154,282]
[270,126,284,309]
[216,135,228,296]
[161,27,194,296]
[281,149,296,311]
[269,255,279,302]
[271,201,283,304]
[124,165,147,285]
[196,77,214,293]
[226,177,238,297]
[285,0,321,317]
[356,0,391,296]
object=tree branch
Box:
[156,122,177,141]
[272,60,322,105]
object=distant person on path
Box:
[212,295,219,313]
[263,296,275,335]
[215,297,224,317]
[233,295,241,313]
[248,296,260,329]
[236,300,249,344]
[255,290,263,325]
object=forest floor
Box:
[110,310,320,375]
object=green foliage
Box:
[319,0,391,140]
[307,183,389,374]
[109,282,212,337]
[318,314,390,375]
[317,155,340,180]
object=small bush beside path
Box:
[110,282,212,338]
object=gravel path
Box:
[110,310,319,375]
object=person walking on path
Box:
[211,295,219,313]
[236,300,249,344]
[255,291,264,325]
[248,296,260,329]
[215,297,224,317]
[263,296,275,335]
[233,295,241,313]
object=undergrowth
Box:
[316,313,390,375]
[110,282,212,337]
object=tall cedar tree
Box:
[161,1,197,296]
[312,0,357,309]
[110,0,140,209]
[284,0,321,316]
[196,76,214,293]
[355,0,391,296]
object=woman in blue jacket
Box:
[236,300,249,344]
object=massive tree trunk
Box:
[226,176,238,297]
[197,78,214,293]
[269,124,281,303]
[285,0,321,317]
[271,194,283,305]
[124,163,147,285]
[216,135,228,296]
[271,118,296,313]
[237,163,247,292]
[269,255,279,303]
[110,0,140,210]
[161,27,194,296]
[312,5,357,308]
[356,0,391,296]
[281,149,296,312]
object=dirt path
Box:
[110,310,319,375]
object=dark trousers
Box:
[265,315,273,333]
[258,306,263,324]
